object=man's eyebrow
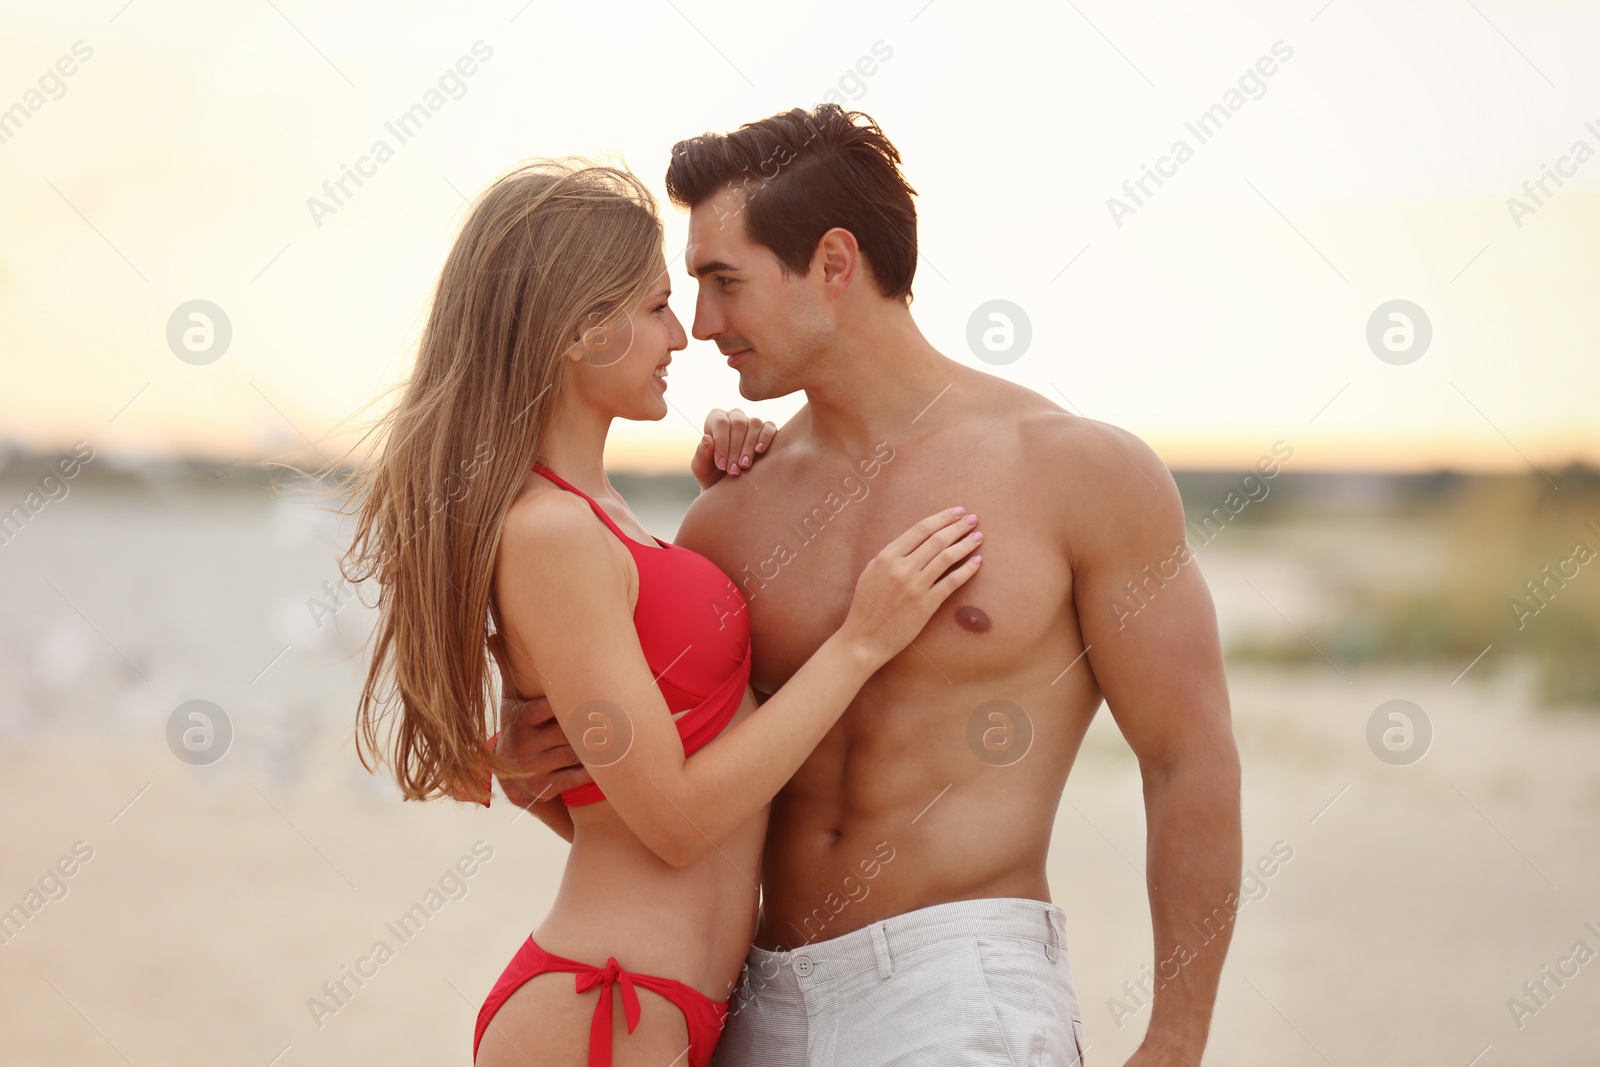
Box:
[688,259,740,279]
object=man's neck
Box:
[800,314,961,457]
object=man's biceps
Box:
[1100,693,1175,762]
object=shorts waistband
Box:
[747,896,1068,983]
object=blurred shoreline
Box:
[5,445,1595,711]
[3,446,1598,1063]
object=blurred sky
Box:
[1,0,1597,473]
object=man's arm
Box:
[527,800,575,842]
[1063,419,1241,1067]
[492,703,575,842]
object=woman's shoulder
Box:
[499,483,615,573]
[495,482,635,638]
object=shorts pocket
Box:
[1070,1015,1087,1065]
[972,935,1084,1067]
[838,937,1016,1065]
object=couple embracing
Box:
[343,103,1240,1067]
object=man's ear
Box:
[815,227,859,292]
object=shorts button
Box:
[793,955,813,977]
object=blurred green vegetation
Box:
[1225,464,1600,707]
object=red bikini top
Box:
[518,464,752,806]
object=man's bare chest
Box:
[721,442,1074,693]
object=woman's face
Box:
[569,252,687,423]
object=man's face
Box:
[685,185,831,401]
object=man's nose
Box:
[692,290,721,342]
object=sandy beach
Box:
[2,473,1598,1065]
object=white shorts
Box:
[711,897,1087,1067]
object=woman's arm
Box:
[495,494,982,867]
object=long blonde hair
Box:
[334,159,663,803]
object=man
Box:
[496,104,1240,1066]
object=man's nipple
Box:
[954,605,992,633]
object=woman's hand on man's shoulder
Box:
[692,408,778,490]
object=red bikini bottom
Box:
[473,936,729,1067]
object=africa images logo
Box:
[1107,40,1295,228]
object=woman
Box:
[338,160,984,1067]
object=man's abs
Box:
[752,663,1099,951]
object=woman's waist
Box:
[535,833,761,997]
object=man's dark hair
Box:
[665,103,918,301]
